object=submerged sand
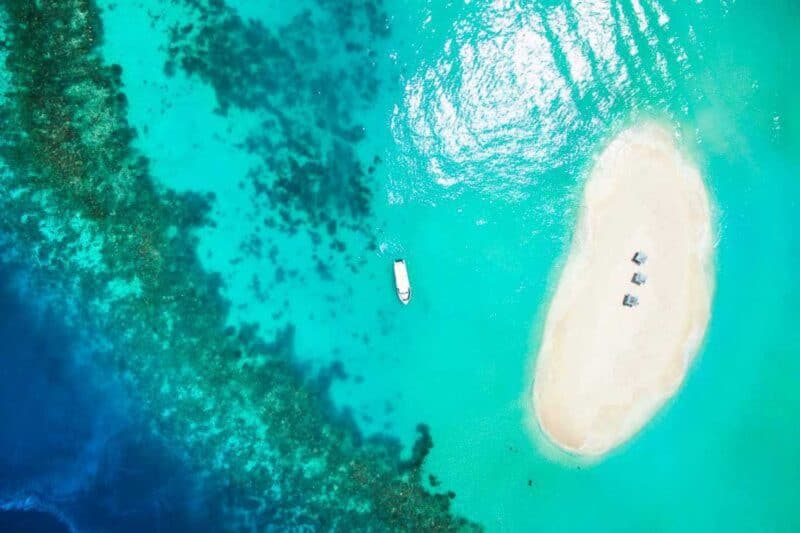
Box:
[531,123,714,457]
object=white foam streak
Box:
[616,2,639,59]
[571,0,618,66]
[549,6,592,85]
[650,0,671,26]
[630,0,650,32]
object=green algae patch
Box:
[0,1,479,530]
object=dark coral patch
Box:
[165,0,386,274]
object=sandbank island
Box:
[531,123,714,457]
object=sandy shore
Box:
[531,123,714,457]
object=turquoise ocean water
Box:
[0,0,798,531]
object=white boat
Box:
[393,259,411,304]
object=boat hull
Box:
[393,259,411,304]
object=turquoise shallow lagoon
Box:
[0,0,798,530]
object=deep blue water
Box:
[0,510,70,533]
[0,268,219,532]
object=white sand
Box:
[531,123,714,457]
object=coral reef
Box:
[0,1,479,530]
[166,0,387,257]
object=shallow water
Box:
[0,0,798,530]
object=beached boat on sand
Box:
[393,259,411,304]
